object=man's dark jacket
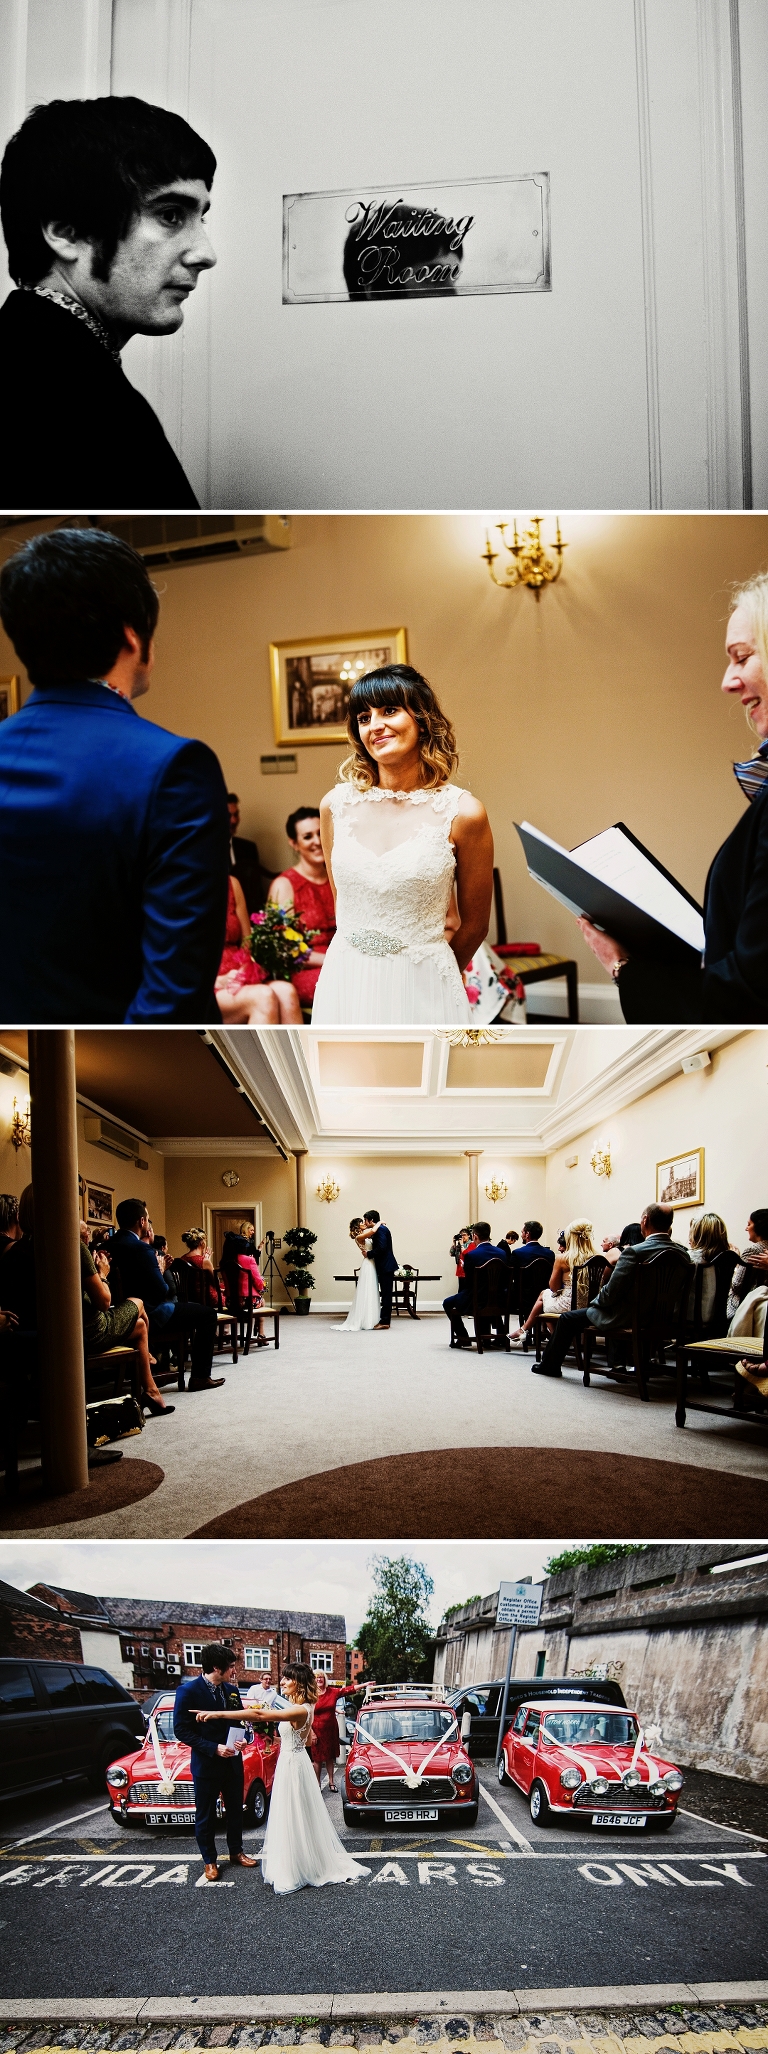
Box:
[462,1241,512,1291]
[584,1233,691,1332]
[173,1674,245,1777]
[367,1223,398,1275]
[618,785,768,1023]
[231,835,265,914]
[111,1232,173,1313]
[0,291,198,508]
[0,680,229,1022]
[508,1239,555,1272]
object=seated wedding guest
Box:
[576,574,768,1022]
[268,807,337,1011]
[0,96,216,505]
[727,1207,768,1316]
[178,1228,219,1305]
[506,1220,555,1276]
[0,1194,21,1260]
[504,1229,520,1251]
[602,1221,644,1267]
[220,1223,268,1343]
[532,1202,690,1379]
[443,1221,511,1349]
[215,874,303,1024]
[686,1212,730,1322]
[510,1219,600,1346]
[82,1237,173,1415]
[228,794,265,915]
[112,1197,224,1392]
[0,528,229,1024]
[0,1185,37,1327]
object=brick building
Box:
[29,1585,347,1698]
[0,1580,84,1664]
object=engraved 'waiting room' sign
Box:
[282,174,550,304]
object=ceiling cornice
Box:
[539,1027,742,1150]
[151,1136,280,1157]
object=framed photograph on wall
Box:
[656,1149,704,1210]
[85,1180,115,1227]
[270,627,408,746]
[0,676,20,722]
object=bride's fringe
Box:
[338,664,458,789]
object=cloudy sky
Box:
[0,1539,566,1638]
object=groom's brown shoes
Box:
[373,1322,390,1330]
[230,1852,258,1866]
[203,1863,219,1882]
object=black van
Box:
[0,1658,145,1801]
[446,1675,626,1756]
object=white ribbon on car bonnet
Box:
[147,1713,176,1798]
[540,1720,663,1790]
[353,1713,460,1790]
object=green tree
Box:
[355,1555,435,1683]
[544,1543,648,1578]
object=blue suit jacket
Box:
[508,1240,555,1272]
[368,1223,398,1275]
[111,1231,173,1312]
[173,1674,245,1776]
[0,681,229,1021]
[462,1242,513,1289]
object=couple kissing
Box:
[333,1209,398,1334]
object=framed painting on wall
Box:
[0,676,20,721]
[656,1149,704,1210]
[85,1180,115,1226]
[270,627,408,746]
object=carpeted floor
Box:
[0,1457,165,1531]
[188,1444,768,1538]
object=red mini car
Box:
[499,1697,683,1831]
[105,1693,278,1828]
[344,1685,478,1829]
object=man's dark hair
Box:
[619,1222,644,1247]
[364,1209,380,1224]
[474,1222,492,1241]
[0,527,160,685]
[152,1234,168,1251]
[227,792,239,805]
[1,95,216,287]
[0,1194,19,1232]
[286,806,321,841]
[523,1219,543,1240]
[200,1642,235,1675]
[115,1196,148,1231]
[505,1229,519,1242]
[749,1207,768,1239]
[643,1203,674,1235]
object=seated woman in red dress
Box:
[216,873,302,1023]
[267,807,336,1012]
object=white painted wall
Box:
[305,1151,547,1310]
[79,1629,135,1689]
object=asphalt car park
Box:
[1,1761,765,2001]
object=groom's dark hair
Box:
[474,1222,492,1240]
[364,1209,380,1223]
[201,1643,236,1674]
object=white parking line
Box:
[679,1808,768,1843]
[4,1804,110,1848]
[477,1782,534,1851]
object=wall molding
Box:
[696,0,747,507]
[728,0,753,507]
[632,0,663,508]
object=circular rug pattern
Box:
[188,1446,768,1539]
[0,1457,165,1531]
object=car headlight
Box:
[107,1768,128,1788]
[451,1763,473,1785]
[589,1777,610,1796]
[648,1781,667,1798]
[622,1769,643,1788]
[560,1767,583,1789]
[348,1765,371,1787]
[663,1770,683,1791]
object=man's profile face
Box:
[228,800,240,835]
[48,179,216,339]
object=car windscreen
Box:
[151,1709,176,1742]
[359,1708,455,1744]
[543,1712,639,1746]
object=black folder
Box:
[514,820,704,970]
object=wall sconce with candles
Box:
[10,1095,31,1152]
[482,516,566,595]
[484,1177,508,1205]
[316,1176,340,1203]
[590,1145,612,1179]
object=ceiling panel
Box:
[445,1042,554,1091]
[317,1040,425,1089]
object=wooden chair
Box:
[517,1256,554,1351]
[532,1254,608,1363]
[392,1267,419,1318]
[220,1258,280,1353]
[448,1257,513,1353]
[687,1249,739,1344]
[174,1257,240,1363]
[581,1247,691,1401]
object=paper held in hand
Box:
[515,820,705,965]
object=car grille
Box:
[572,1785,668,1811]
[128,1781,196,1804]
[365,1776,456,1805]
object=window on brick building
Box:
[183,1643,205,1667]
[310,1652,333,1674]
[243,1647,271,1670]
[124,1645,134,1657]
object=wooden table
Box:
[334,1273,442,1320]
[497,953,579,1022]
[676,1333,766,1429]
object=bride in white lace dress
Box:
[331,1218,380,1332]
[312,666,494,1025]
[196,1664,370,1895]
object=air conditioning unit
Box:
[166,1662,181,1677]
[83,1113,148,1169]
[99,515,292,569]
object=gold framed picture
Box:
[269,627,408,746]
[656,1149,704,1210]
[85,1180,115,1227]
[0,675,20,722]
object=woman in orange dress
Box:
[215,874,302,1023]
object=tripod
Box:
[261,1232,292,1308]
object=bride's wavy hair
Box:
[282,1661,318,1703]
[338,664,458,790]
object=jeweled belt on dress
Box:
[341,929,455,970]
[346,929,406,957]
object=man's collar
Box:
[28,283,123,362]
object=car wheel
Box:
[246,1780,268,1826]
[497,1754,509,1786]
[529,1780,551,1827]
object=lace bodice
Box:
[328,783,464,957]
[279,1709,314,1752]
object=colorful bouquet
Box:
[248,902,318,981]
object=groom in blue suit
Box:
[0,526,229,1023]
[173,1644,258,1882]
[362,1209,399,1329]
